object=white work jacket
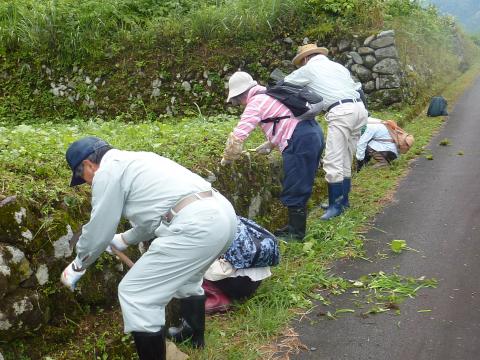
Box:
[356,122,399,160]
[74,149,212,269]
[283,55,360,109]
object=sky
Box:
[423,0,480,33]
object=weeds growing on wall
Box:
[0,0,462,65]
[0,0,309,65]
[0,0,478,123]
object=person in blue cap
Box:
[61,136,237,360]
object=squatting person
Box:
[60,136,237,360]
[356,117,398,170]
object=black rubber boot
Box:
[167,295,206,348]
[274,207,307,242]
[132,328,166,360]
[320,182,344,220]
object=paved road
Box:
[292,77,480,360]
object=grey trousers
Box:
[118,191,237,333]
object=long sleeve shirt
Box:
[75,149,212,269]
[356,122,399,161]
[283,55,360,109]
[232,85,299,152]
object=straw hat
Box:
[292,44,329,67]
[226,71,257,102]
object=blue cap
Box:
[66,136,109,186]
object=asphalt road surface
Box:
[292,77,480,360]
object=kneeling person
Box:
[198,216,279,314]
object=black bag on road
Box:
[427,96,448,117]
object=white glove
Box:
[255,141,274,155]
[220,157,232,166]
[60,259,86,291]
[106,233,128,254]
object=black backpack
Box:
[259,81,323,135]
[427,96,448,117]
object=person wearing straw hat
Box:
[284,43,368,220]
[60,136,237,359]
[221,71,324,241]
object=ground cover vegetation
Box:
[2,62,480,358]
[1,0,480,359]
[0,0,477,121]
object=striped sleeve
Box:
[232,96,263,141]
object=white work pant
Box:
[118,191,237,333]
[323,102,368,183]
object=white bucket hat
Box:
[226,71,257,102]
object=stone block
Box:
[377,30,395,38]
[358,47,374,55]
[373,58,401,75]
[370,36,395,49]
[363,35,375,46]
[338,39,351,52]
[364,81,376,93]
[0,243,33,299]
[369,88,403,106]
[363,55,377,69]
[376,74,401,89]
[0,290,50,341]
[351,64,372,82]
[375,46,399,60]
[349,52,363,65]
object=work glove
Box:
[254,141,274,155]
[220,157,232,166]
[60,259,86,291]
[356,159,365,172]
[106,233,128,255]
[221,132,244,166]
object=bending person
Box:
[222,71,324,241]
[284,44,368,220]
[60,137,237,360]
[356,117,398,170]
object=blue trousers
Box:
[280,119,324,208]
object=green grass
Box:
[0,0,309,64]
[439,137,451,146]
[1,0,467,68]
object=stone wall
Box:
[1,29,408,122]
[329,29,404,107]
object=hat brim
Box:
[292,47,329,66]
[226,82,257,103]
[226,90,239,103]
[70,172,86,187]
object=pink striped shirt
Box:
[232,85,300,153]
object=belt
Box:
[163,190,213,223]
[326,98,361,112]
